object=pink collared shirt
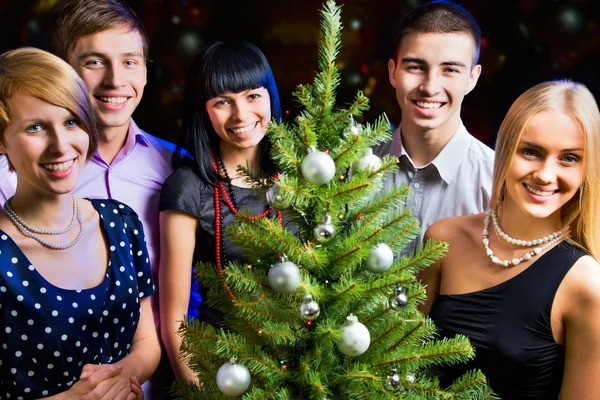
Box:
[0,119,174,329]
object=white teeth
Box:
[526,185,554,197]
[230,123,256,134]
[99,97,127,105]
[415,101,442,109]
[42,159,74,172]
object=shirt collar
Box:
[125,118,150,149]
[395,120,470,184]
[90,119,149,163]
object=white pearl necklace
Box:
[3,196,85,250]
[482,210,569,267]
[490,209,569,246]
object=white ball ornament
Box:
[353,148,382,172]
[216,356,251,397]
[301,146,336,185]
[365,243,394,273]
[336,314,371,356]
[268,254,301,294]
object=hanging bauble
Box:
[343,114,361,137]
[365,243,394,273]
[389,286,409,309]
[314,215,335,242]
[266,182,288,209]
[386,367,402,390]
[216,356,251,397]
[406,373,416,384]
[301,146,335,185]
[353,148,382,172]
[299,294,320,321]
[268,254,301,294]
[336,314,370,356]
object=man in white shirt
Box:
[377,0,494,255]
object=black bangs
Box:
[201,42,272,101]
[174,41,281,182]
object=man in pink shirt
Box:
[0,0,174,397]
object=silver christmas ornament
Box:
[314,215,335,242]
[301,146,336,185]
[216,356,251,397]
[336,314,370,356]
[406,373,416,384]
[389,286,409,309]
[386,367,401,390]
[365,243,394,273]
[299,294,320,321]
[353,148,382,172]
[268,254,302,294]
[266,182,288,209]
[343,114,361,137]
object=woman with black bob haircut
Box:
[158,41,282,383]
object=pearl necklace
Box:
[3,196,85,250]
[489,209,569,246]
[482,210,569,267]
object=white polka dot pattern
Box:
[0,199,156,398]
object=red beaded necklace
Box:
[211,152,282,299]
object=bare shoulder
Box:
[563,254,600,306]
[424,213,485,244]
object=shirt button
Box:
[413,183,420,189]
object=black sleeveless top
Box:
[430,242,586,399]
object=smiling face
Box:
[66,24,147,139]
[0,92,90,197]
[205,87,271,155]
[504,110,585,222]
[388,32,481,140]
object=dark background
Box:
[1,0,598,148]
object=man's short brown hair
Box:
[49,0,149,60]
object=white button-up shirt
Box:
[376,121,494,255]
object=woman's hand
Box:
[44,363,138,400]
[78,363,138,399]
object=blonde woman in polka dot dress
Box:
[0,49,160,398]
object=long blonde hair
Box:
[491,80,600,260]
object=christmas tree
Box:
[174,1,494,398]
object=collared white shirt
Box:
[375,121,494,255]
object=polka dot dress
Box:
[0,199,156,399]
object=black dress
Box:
[0,199,155,399]
[429,242,586,399]
[159,167,273,327]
